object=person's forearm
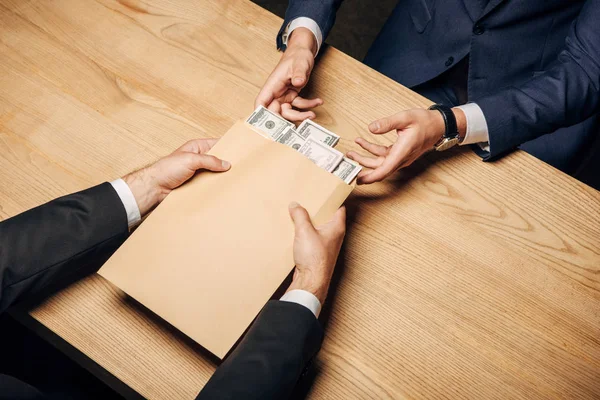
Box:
[0,183,128,312]
[475,1,600,158]
[477,64,599,158]
[198,202,342,398]
[123,168,165,217]
[196,301,323,400]
[0,138,229,313]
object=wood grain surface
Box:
[1,0,599,398]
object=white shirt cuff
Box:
[110,178,141,230]
[282,17,323,55]
[280,289,322,317]
[456,103,490,152]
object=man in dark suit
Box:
[0,138,346,399]
[256,0,600,185]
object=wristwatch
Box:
[428,104,461,151]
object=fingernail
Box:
[221,160,231,169]
[289,201,300,209]
[369,122,379,131]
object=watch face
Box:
[435,137,460,151]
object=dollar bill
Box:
[296,119,340,147]
[298,137,344,172]
[246,105,293,140]
[276,127,306,150]
[332,157,362,184]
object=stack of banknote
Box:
[247,106,361,184]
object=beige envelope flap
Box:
[99,121,353,358]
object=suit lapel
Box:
[479,0,506,19]
[461,0,484,22]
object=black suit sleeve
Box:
[0,183,129,313]
[197,300,324,400]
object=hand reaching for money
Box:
[347,108,466,184]
[255,27,323,122]
[286,202,346,304]
[123,139,230,217]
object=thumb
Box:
[368,112,411,134]
[332,206,347,236]
[319,206,347,240]
[291,61,311,88]
[289,202,316,236]
[189,153,231,172]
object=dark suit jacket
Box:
[0,183,323,399]
[278,0,600,172]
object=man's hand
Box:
[123,139,230,217]
[286,202,346,304]
[347,108,466,184]
[255,28,323,122]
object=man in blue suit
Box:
[256,0,599,185]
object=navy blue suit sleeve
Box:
[476,0,600,159]
[277,0,344,50]
[0,183,129,313]
[197,300,324,400]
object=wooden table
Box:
[1,0,599,398]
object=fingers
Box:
[255,60,309,108]
[333,205,347,232]
[177,140,200,153]
[281,95,323,122]
[263,96,320,123]
[292,75,307,88]
[178,138,219,154]
[368,111,411,134]
[255,84,276,109]
[346,151,384,169]
[289,202,316,236]
[200,138,219,151]
[355,137,388,156]
[188,153,231,172]
[255,47,313,109]
[357,168,371,180]
[348,138,388,171]
[357,150,405,184]
[255,72,288,108]
[291,96,323,110]
[320,206,346,239]
[267,99,282,115]
[281,103,316,122]
[357,164,393,185]
[291,59,311,89]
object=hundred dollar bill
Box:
[298,137,344,172]
[246,105,293,140]
[332,157,362,184]
[276,127,306,150]
[296,119,340,147]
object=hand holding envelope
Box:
[287,202,346,304]
[122,139,231,216]
[100,115,355,358]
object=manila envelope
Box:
[99,121,354,358]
